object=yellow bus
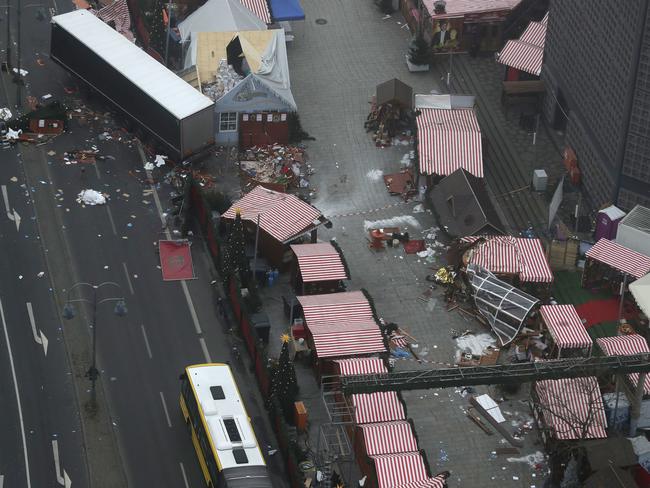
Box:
[180,363,272,488]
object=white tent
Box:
[254,29,296,109]
[630,273,650,318]
[178,0,266,41]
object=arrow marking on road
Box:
[26,303,48,356]
[52,440,71,487]
[13,209,21,232]
[1,185,13,220]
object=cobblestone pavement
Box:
[269,2,552,487]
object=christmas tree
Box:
[408,33,431,66]
[221,209,250,284]
[271,334,299,420]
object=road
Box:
[0,1,283,487]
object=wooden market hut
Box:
[290,242,350,295]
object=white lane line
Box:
[0,299,32,488]
[1,184,10,214]
[105,205,117,236]
[140,324,152,359]
[199,338,212,363]
[159,391,172,428]
[122,262,135,295]
[93,163,101,180]
[179,463,190,488]
[136,142,203,335]
[0,474,4,488]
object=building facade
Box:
[541,0,650,210]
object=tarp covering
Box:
[178,0,266,41]
[336,358,387,376]
[359,421,419,455]
[159,240,196,281]
[467,263,539,345]
[463,236,554,282]
[416,107,483,177]
[352,392,406,424]
[586,238,650,279]
[291,242,348,282]
[370,452,429,488]
[222,186,322,243]
[239,0,272,23]
[535,376,607,440]
[597,335,650,395]
[630,273,650,319]
[540,304,592,350]
[268,0,305,21]
[253,29,296,109]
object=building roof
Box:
[498,15,547,76]
[423,0,522,18]
[540,304,592,350]
[291,242,349,282]
[298,291,375,328]
[239,0,271,24]
[370,452,429,488]
[359,421,419,456]
[432,168,503,237]
[376,78,413,109]
[599,205,626,221]
[416,107,483,177]
[178,0,267,41]
[310,324,386,358]
[222,186,322,243]
[535,376,607,440]
[619,204,650,230]
[335,358,387,376]
[52,10,214,120]
[352,392,406,424]
[586,238,650,279]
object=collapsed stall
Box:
[365,78,414,147]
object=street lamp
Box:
[62,282,127,408]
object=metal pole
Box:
[253,213,260,277]
[618,274,628,320]
[573,192,581,234]
[164,3,173,67]
[15,0,20,109]
[612,375,620,432]
[5,5,10,69]
[629,371,647,436]
[89,286,99,405]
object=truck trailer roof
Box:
[51,9,213,120]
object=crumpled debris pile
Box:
[239,144,312,190]
[62,150,99,165]
[77,189,107,206]
[0,108,12,121]
[4,128,22,141]
[145,154,168,171]
[202,59,243,101]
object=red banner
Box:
[159,240,195,281]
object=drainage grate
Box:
[315,18,328,25]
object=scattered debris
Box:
[77,189,107,206]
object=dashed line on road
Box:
[179,463,190,488]
[93,163,101,180]
[122,262,135,295]
[105,205,118,236]
[140,324,152,359]
[0,299,32,488]
[159,391,172,428]
[199,338,212,363]
[0,473,4,488]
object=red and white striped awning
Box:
[371,452,429,488]
[336,358,387,376]
[540,305,591,350]
[352,392,405,424]
[597,335,650,395]
[535,377,607,440]
[463,236,553,282]
[95,0,134,41]
[222,186,322,243]
[498,14,547,76]
[586,238,650,279]
[238,0,271,23]
[359,421,418,456]
[298,291,375,328]
[416,108,483,177]
[311,323,386,359]
[291,243,349,282]
[394,476,446,488]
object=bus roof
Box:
[186,364,266,470]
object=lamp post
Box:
[63,282,127,408]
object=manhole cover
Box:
[315,18,327,25]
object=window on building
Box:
[219,112,237,132]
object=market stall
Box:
[533,376,607,446]
[539,304,592,358]
[497,12,548,80]
[290,242,349,295]
[583,238,650,289]
[596,335,650,397]
[369,452,431,488]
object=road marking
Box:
[159,391,172,428]
[137,143,203,335]
[26,302,48,356]
[1,185,20,231]
[140,324,152,359]
[52,440,71,487]
[0,474,4,488]
[179,463,190,488]
[0,299,32,488]
[199,337,212,363]
[105,205,117,236]
[122,262,135,295]
[93,163,101,180]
